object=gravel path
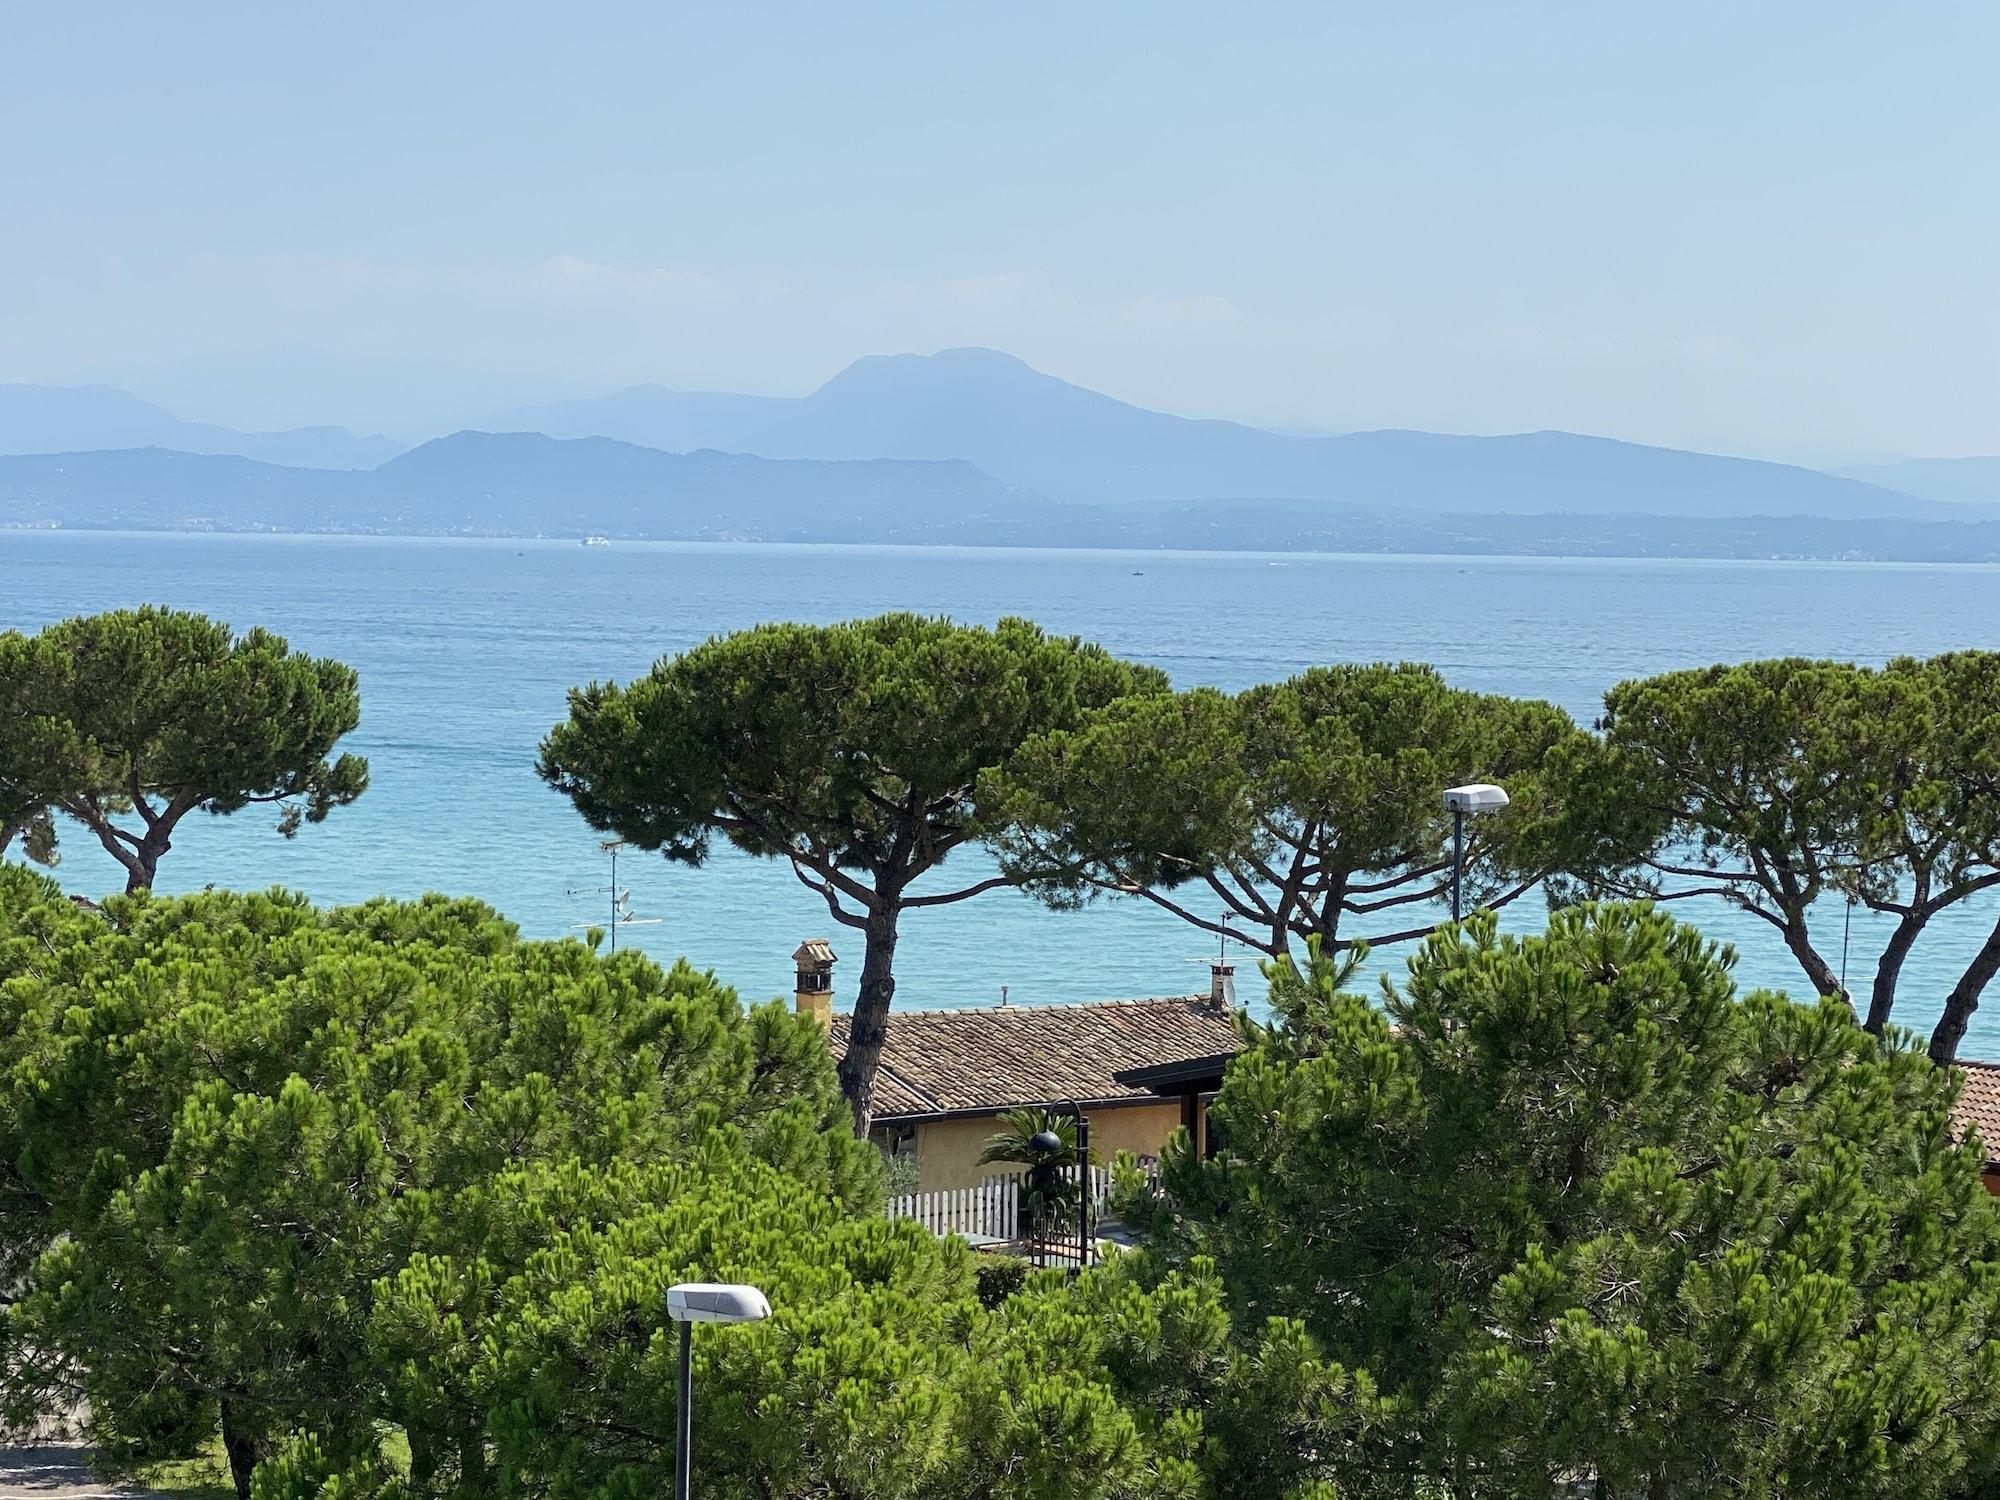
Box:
[0,1448,159,1500]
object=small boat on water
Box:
[582,535,610,547]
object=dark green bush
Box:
[971,1250,1028,1308]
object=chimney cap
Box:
[793,938,837,966]
[1208,959,1237,1011]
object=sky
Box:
[2,3,1995,460]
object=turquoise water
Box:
[8,531,2000,1054]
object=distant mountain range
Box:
[1835,456,2000,508]
[6,431,2000,563]
[500,348,1942,520]
[0,434,1040,538]
[1,349,1994,561]
[0,384,399,470]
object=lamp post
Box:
[1442,783,1510,921]
[1028,1127,1061,1267]
[665,1282,771,1500]
[1031,1101,1093,1272]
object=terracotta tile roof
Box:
[1953,1060,2000,1166]
[830,996,1243,1121]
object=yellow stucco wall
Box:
[908,1100,1186,1192]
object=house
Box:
[797,935,2000,1198]
[794,940,1243,1192]
[1952,1059,2000,1195]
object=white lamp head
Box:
[1443,783,1510,816]
[666,1282,772,1326]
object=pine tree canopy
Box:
[988,662,1607,958]
[0,607,367,892]
[538,613,1168,1134]
[1598,652,2000,1062]
[1116,901,2000,1500]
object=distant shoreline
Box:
[8,519,2000,568]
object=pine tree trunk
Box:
[837,902,901,1137]
[1930,916,2000,1065]
[123,821,172,892]
[75,805,169,893]
[1779,916,1847,1009]
[406,1429,439,1495]
[218,1399,265,1500]
[124,842,164,893]
[457,1421,490,1497]
[1866,911,1927,1035]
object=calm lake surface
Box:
[9,531,2000,1055]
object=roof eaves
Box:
[871,1093,1179,1127]
[1114,1050,1239,1091]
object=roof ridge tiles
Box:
[839,994,1209,1022]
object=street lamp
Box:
[1029,1103,1093,1273]
[1442,783,1510,921]
[1027,1128,1062,1267]
[666,1282,771,1500]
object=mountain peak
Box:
[920,346,1039,371]
[814,346,1049,396]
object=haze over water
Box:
[11,530,2000,1056]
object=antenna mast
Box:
[566,838,660,950]
[603,839,622,950]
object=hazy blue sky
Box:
[3,3,1994,457]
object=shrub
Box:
[972,1251,1029,1308]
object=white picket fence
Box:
[886,1174,1021,1239]
[886,1165,1124,1242]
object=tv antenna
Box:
[1179,913,1243,1008]
[1179,911,1239,968]
[565,838,661,951]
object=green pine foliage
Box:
[14,611,2000,1499]
[0,867,1251,1500]
[1598,652,2000,1060]
[1120,902,2000,1498]
[989,662,1605,960]
[0,868,875,1498]
[0,607,368,892]
[537,614,1168,1134]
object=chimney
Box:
[792,938,836,1029]
[1208,960,1236,1012]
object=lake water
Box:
[8,531,2000,1056]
